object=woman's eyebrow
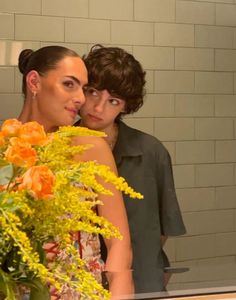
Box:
[67,75,82,85]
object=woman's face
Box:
[32,56,87,132]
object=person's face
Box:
[32,56,87,132]
[79,87,126,131]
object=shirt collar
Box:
[113,121,143,163]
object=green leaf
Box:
[0,164,13,185]
[28,278,50,300]
[0,269,17,300]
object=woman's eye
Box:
[63,80,74,88]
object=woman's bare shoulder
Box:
[72,135,115,167]
[72,135,108,149]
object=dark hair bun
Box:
[18,49,34,74]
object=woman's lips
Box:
[66,108,77,117]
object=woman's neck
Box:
[18,107,57,133]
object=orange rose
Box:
[1,119,22,137]
[0,132,5,146]
[5,137,37,168]
[19,121,48,146]
[18,165,55,199]
[0,184,5,191]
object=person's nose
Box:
[73,89,86,108]
[94,100,105,113]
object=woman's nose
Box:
[74,89,86,107]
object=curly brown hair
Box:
[83,44,146,117]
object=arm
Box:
[73,136,134,298]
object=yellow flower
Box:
[18,165,55,199]
[0,119,142,300]
[1,118,22,137]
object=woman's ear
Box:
[26,70,41,94]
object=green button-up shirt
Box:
[113,121,186,293]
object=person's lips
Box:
[66,107,77,117]
[87,114,103,121]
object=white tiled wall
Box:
[1,0,236,290]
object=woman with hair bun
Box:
[17,45,133,299]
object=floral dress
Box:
[46,231,105,300]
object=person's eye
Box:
[109,99,120,106]
[85,87,98,97]
[63,80,75,88]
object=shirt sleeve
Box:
[156,146,186,236]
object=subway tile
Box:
[155,71,194,93]
[216,4,236,26]
[176,187,215,212]
[215,95,236,116]
[175,48,214,71]
[155,23,194,47]
[195,25,234,49]
[162,141,176,164]
[145,70,154,93]
[234,29,236,48]
[195,72,233,94]
[133,46,174,70]
[14,66,22,93]
[131,94,175,118]
[111,21,153,45]
[155,117,194,141]
[0,13,14,39]
[65,19,110,43]
[134,0,175,22]
[216,140,236,162]
[195,163,234,187]
[195,118,234,140]
[0,67,14,92]
[42,0,88,17]
[172,262,236,284]
[196,0,234,3]
[196,256,236,266]
[216,186,236,209]
[171,279,236,291]
[215,49,236,71]
[183,210,235,235]
[123,117,154,136]
[40,42,88,56]
[90,0,133,20]
[0,0,41,14]
[88,43,133,53]
[214,232,236,256]
[173,165,195,188]
[234,72,236,92]
[176,0,215,25]
[15,15,64,42]
[176,141,214,164]
[0,41,40,66]
[175,94,214,117]
[176,235,216,260]
[0,93,23,119]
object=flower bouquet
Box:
[0,119,142,300]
